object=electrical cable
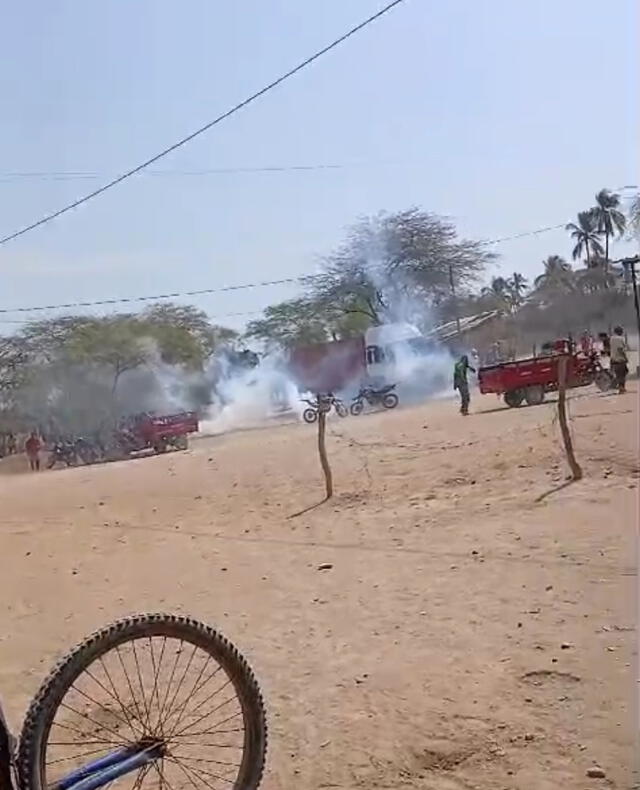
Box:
[0,0,408,246]
[0,219,574,316]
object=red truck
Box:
[287,337,367,393]
[116,411,199,454]
[478,344,614,407]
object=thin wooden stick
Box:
[557,355,582,481]
[317,407,333,499]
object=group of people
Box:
[0,432,17,458]
[451,325,631,416]
[566,326,629,393]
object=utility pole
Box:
[448,263,461,336]
[615,255,640,341]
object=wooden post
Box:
[557,355,582,481]
[317,408,333,500]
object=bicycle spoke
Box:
[115,646,147,731]
[131,763,153,790]
[156,640,184,727]
[161,658,215,740]
[160,743,240,749]
[58,702,135,745]
[168,693,236,741]
[131,640,152,731]
[158,645,198,732]
[49,721,121,744]
[147,637,167,733]
[151,754,181,790]
[159,645,198,731]
[46,745,121,766]
[167,719,242,739]
[91,659,145,738]
[165,754,214,790]
[69,683,136,737]
[164,756,235,787]
[169,755,240,770]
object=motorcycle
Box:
[350,383,399,416]
[301,393,348,424]
[47,441,77,469]
[74,437,102,465]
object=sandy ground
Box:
[0,384,637,789]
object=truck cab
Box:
[364,323,432,383]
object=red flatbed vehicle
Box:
[478,348,613,407]
[117,411,199,454]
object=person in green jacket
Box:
[453,355,476,416]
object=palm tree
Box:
[565,210,604,264]
[591,189,626,264]
[534,255,573,292]
[481,276,508,298]
[629,193,640,237]
[507,272,528,306]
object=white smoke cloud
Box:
[199,353,304,436]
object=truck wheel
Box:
[504,389,525,408]
[175,435,188,451]
[524,385,545,406]
[303,408,318,424]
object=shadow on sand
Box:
[287,497,331,519]
[535,478,578,503]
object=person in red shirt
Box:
[25,432,42,471]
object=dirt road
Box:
[0,386,637,789]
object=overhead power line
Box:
[0,218,572,316]
[0,277,303,315]
[0,0,408,246]
[0,163,375,182]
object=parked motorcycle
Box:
[47,441,78,469]
[301,393,348,424]
[74,436,102,465]
[350,383,399,416]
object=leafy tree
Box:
[19,316,98,362]
[143,302,237,362]
[591,189,626,264]
[311,208,494,325]
[628,193,640,237]
[565,210,604,264]
[65,318,150,394]
[0,336,28,393]
[479,276,513,310]
[534,255,574,293]
[245,298,332,348]
[482,276,508,298]
[507,272,528,307]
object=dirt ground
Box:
[0,384,637,789]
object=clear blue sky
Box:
[1,0,638,331]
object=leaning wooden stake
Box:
[317,408,333,499]
[557,355,582,481]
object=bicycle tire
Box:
[18,613,267,790]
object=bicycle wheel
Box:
[18,613,267,790]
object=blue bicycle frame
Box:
[0,701,163,790]
[54,743,165,790]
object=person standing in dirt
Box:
[25,431,42,471]
[453,355,475,416]
[609,325,629,394]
